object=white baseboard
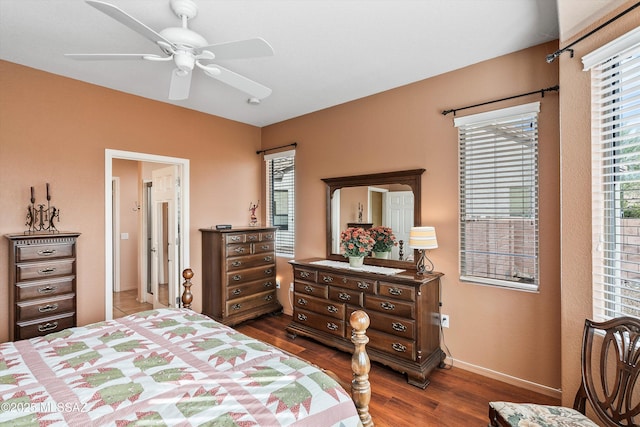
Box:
[445,357,562,399]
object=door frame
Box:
[105,149,190,320]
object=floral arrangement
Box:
[340,227,375,257]
[369,226,397,252]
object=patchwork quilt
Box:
[0,308,362,426]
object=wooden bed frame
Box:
[180,268,374,427]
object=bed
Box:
[0,269,372,426]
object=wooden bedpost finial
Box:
[181,268,194,309]
[350,310,373,427]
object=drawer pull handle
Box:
[264,281,274,288]
[232,261,242,267]
[381,302,395,311]
[304,285,314,293]
[234,247,246,254]
[327,322,339,331]
[38,303,59,313]
[264,256,273,262]
[37,249,57,256]
[357,281,370,289]
[231,303,242,311]
[38,322,59,333]
[232,275,242,281]
[38,267,56,275]
[231,236,241,242]
[338,292,351,301]
[261,245,270,250]
[388,287,402,296]
[232,289,242,296]
[38,286,57,294]
[322,275,333,283]
[298,297,308,305]
[297,313,308,321]
[264,269,273,275]
[392,322,407,332]
[248,235,258,241]
[264,234,274,239]
[392,343,407,353]
[327,305,338,313]
[265,294,273,301]
[299,271,310,279]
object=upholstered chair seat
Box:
[489,401,599,427]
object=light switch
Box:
[121,232,129,240]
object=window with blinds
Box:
[455,102,540,291]
[584,28,640,321]
[265,149,295,256]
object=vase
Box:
[374,251,390,259]
[348,256,364,268]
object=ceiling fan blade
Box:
[86,0,175,49]
[65,53,163,60]
[200,64,272,99]
[169,69,192,100]
[197,38,274,60]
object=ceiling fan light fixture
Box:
[174,50,195,72]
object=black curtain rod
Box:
[441,85,559,116]
[256,142,297,155]
[546,1,640,63]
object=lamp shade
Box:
[408,226,438,250]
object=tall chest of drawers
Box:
[6,232,80,341]
[287,258,444,388]
[200,227,281,326]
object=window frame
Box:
[264,149,296,257]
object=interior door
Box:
[383,191,414,260]
[151,165,179,309]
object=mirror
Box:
[323,169,425,268]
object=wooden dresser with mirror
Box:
[287,169,444,388]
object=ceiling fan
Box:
[66,0,274,101]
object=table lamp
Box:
[408,226,438,274]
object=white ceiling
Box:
[0,1,620,127]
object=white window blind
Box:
[586,28,640,321]
[455,102,540,291]
[265,149,295,256]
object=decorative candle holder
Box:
[25,183,61,234]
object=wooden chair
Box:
[489,317,640,427]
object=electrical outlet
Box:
[440,314,450,328]
[276,279,281,289]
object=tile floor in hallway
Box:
[112,289,152,318]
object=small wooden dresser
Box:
[287,258,444,388]
[6,232,80,341]
[200,227,281,326]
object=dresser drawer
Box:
[366,295,415,319]
[294,281,328,298]
[226,265,275,285]
[367,329,416,361]
[378,282,416,302]
[225,233,246,244]
[16,312,76,340]
[16,277,75,301]
[226,290,277,316]
[16,293,76,322]
[368,310,415,340]
[261,231,276,241]
[329,287,363,306]
[254,241,275,254]
[16,259,75,281]
[294,293,344,319]
[293,308,345,338]
[226,243,251,257]
[294,268,318,283]
[17,243,74,262]
[227,278,276,300]
[226,253,275,271]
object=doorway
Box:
[105,149,190,320]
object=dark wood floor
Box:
[236,313,560,427]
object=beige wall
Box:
[558,1,639,408]
[0,60,263,343]
[112,159,139,292]
[262,41,561,393]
